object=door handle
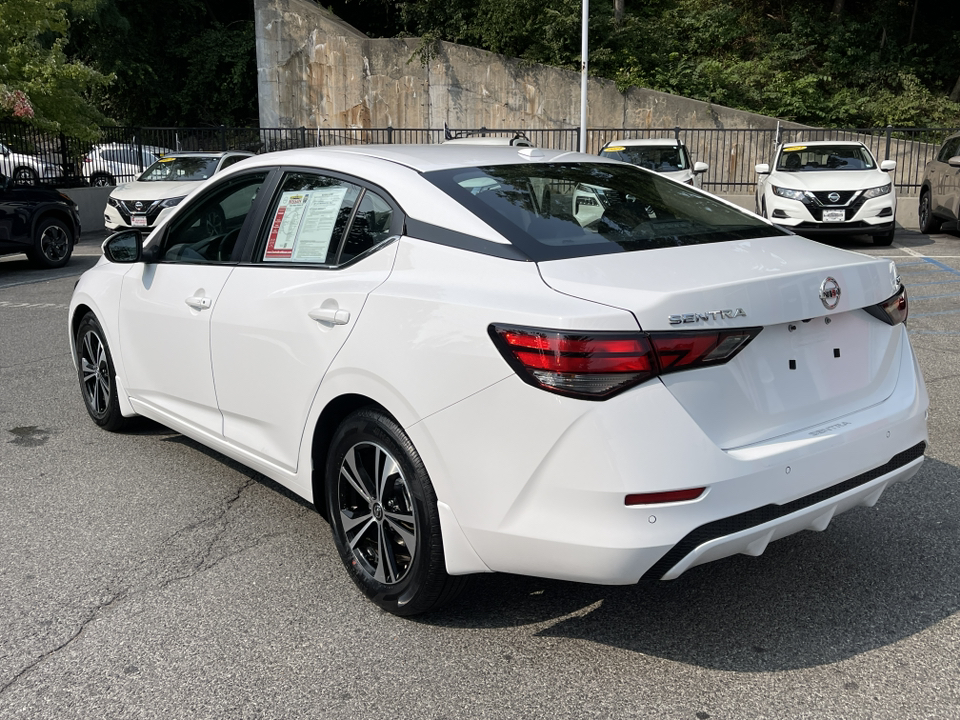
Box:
[185,296,212,310]
[308,307,350,325]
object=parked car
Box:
[0,172,80,267]
[82,143,172,187]
[918,130,960,234]
[756,141,897,245]
[0,141,63,185]
[599,138,708,186]
[70,145,927,616]
[103,151,254,232]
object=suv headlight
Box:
[862,184,891,199]
[159,195,186,208]
[773,186,808,202]
[107,196,120,208]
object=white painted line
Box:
[892,243,925,257]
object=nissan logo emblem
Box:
[827,192,841,203]
[134,201,143,211]
[820,277,842,310]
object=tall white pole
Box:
[579,0,589,153]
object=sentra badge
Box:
[820,277,841,310]
[668,308,747,325]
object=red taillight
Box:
[865,285,908,326]
[625,488,705,505]
[489,324,761,400]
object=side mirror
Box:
[948,155,960,168]
[693,162,709,174]
[755,163,770,174]
[880,160,897,172]
[102,230,143,263]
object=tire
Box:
[90,173,116,187]
[918,191,943,234]
[326,409,468,616]
[75,313,132,432]
[26,217,73,269]
[12,166,38,185]
[872,227,896,246]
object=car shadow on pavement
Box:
[424,457,959,672]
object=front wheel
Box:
[918,191,943,234]
[75,313,132,432]
[27,217,73,269]
[326,409,467,616]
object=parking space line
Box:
[911,308,960,318]
[912,292,960,300]
[920,257,960,277]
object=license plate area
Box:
[131,215,148,227]
[822,209,845,222]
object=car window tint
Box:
[938,137,960,162]
[425,162,788,261]
[338,190,394,264]
[776,145,875,171]
[160,172,267,264]
[260,172,361,265]
[141,157,219,182]
[601,145,688,171]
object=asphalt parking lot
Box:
[1,226,959,719]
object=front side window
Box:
[776,144,876,171]
[936,137,960,163]
[425,162,786,261]
[159,172,267,263]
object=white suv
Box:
[756,141,897,245]
[82,143,171,186]
[0,142,63,185]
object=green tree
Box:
[0,0,111,139]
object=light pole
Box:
[579,0,589,153]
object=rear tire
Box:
[326,408,468,616]
[75,313,132,432]
[26,217,73,269]
[12,166,38,185]
[90,173,116,187]
[918,191,942,234]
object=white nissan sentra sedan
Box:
[69,145,928,616]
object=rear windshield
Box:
[140,156,220,182]
[776,145,876,171]
[601,145,689,171]
[424,163,786,261]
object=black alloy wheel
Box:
[27,217,73,269]
[75,313,132,432]
[326,409,468,616]
[91,173,116,187]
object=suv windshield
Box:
[601,145,689,171]
[425,163,786,261]
[140,156,219,182]
[776,145,876,171]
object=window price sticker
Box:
[264,188,349,262]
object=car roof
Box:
[160,151,254,158]
[603,138,682,148]
[234,144,608,173]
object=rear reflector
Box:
[864,285,908,326]
[489,324,761,400]
[625,488,705,505]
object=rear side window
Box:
[424,162,786,261]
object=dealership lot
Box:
[1,228,959,718]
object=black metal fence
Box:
[1,121,956,194]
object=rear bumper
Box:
[411,326,928,584]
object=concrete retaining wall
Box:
[255,0,808,137]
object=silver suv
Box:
[919,132,960,233]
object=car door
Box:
[209,170,401,473]
[941,137,960,220]
[117,170,271,436]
